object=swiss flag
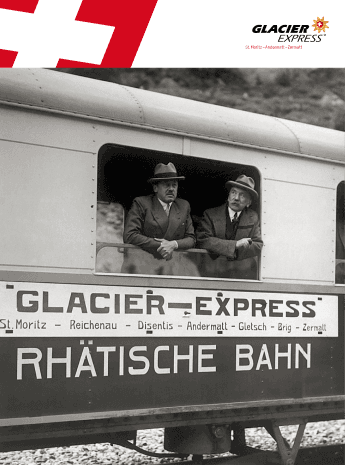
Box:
[0,0,158,67]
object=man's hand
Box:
[155,238,178,260]
[235,238,252,250]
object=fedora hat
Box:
[148,162,185,183]
[225,175,258,199]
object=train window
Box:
[335,181,345,284]
[96,144,261,280]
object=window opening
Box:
[96,202,124,273]
[96,144,261,279]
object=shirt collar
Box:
[228,206,240,220]
[158,198,171,210]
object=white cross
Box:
[0,0,115,67]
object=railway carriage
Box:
[0,69,344,465]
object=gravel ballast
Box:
[0,420,344,464]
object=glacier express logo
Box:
[312,16,329,33]
[252,17,329,43]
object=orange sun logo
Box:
[312,16,329,33]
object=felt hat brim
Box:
[225,180,258,199]
[148,174,185,183]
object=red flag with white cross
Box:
[0,0,158,67]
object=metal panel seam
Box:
[120,85,146,124]
[273,116,302,153]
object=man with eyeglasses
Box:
[196,175,263,279]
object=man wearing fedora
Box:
[196,175,263,279]
[122,162,198,276]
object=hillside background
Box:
[58,68,344,131]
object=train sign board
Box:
[1,281,342,423]
[0,282,338,338]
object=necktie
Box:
[232,212,238,223]
[165,203,170,216]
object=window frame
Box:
[96,143,262,281]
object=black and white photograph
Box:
[0,66,344,465]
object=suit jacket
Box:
[196,205,263,279]
[123,195,196,258]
